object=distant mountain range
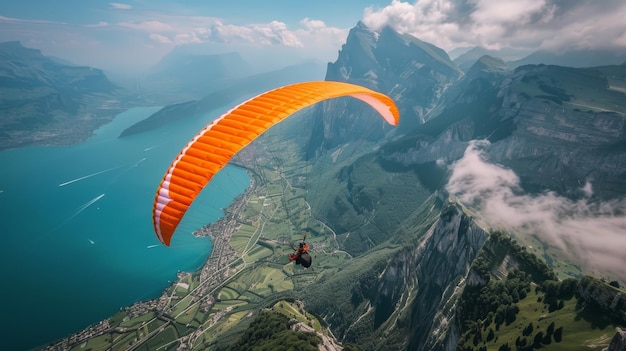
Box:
[140,51,253,100]
[118,60,326,137]
[509,48,626,69]
[454,45,626,73]
[0,41,128,149]
[0,42,327,149]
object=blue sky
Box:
[1,0,625,75]
[0,0,390,73]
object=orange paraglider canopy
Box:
[153,80,399,246]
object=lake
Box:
[0,106,250,350]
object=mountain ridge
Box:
[0,41,129,150]
[19,22,626,351]
[118,60,326,137]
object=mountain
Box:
[301,26,626,350]
[455,47,626,73]
[0,41,128,150]
[306,22,462,157]
[141,51,253,100]
[447,46,474,60]
[41,24,626,351]
[383,61,626,200]
[509,48,626,69]
[453,46,531,73]
[119,60,326,137]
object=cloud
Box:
[114,14,348,63]
[118,20,175,33]
[296,18,349,49]
[0,6,347,74]
[362,0,626,51]
[149,33,171,44]
[0,15,66,25]
[109,2,132,10]
[210,20,303,47]
[113,16,313,47]
[446,140,626,281]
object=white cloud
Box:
[446,140,626,281]
[149,33,171,44]
[300,18,326,30]
[470,0,548,25]
[362,0,626,51]
[296,18,349,49]
[0,6,347,74]
[109,2,132,10]
[109,13,347,65]
[0,15,66,25]
[118,20,175,33]
[113,16,323,48]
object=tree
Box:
[472,330,483,346]
[610,281,620,288]
[523,322,534,336]
[505,305,519,325]
[487,328,495,342]
[542,333,552,345]
[498,343,511,351]
[554,326,564,342]
[533,332,544,348]
[546,321,555,335]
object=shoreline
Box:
[44,174,256,350]
[131,174,256,316]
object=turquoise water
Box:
[0,107,250,350]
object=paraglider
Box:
[153,80,400,247]
[289,234,312,268]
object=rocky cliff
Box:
[306,22,462,157]
[381,59,626,200]
[304,199,488,351]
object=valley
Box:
[4,17,626,351]
[42,113,626,351]
[42,123,355,351]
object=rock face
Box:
[311,201,488,351]
[348,201,489,351]
[487,64,626,199]
[393,203,488,351]
[0,41,124,149]
[382,59,626,200]
[326,22,462,126]
[307,22,462,156]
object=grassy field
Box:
[56,127,364,351]
[460,288,623,351]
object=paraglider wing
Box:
[153,81,399,246]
